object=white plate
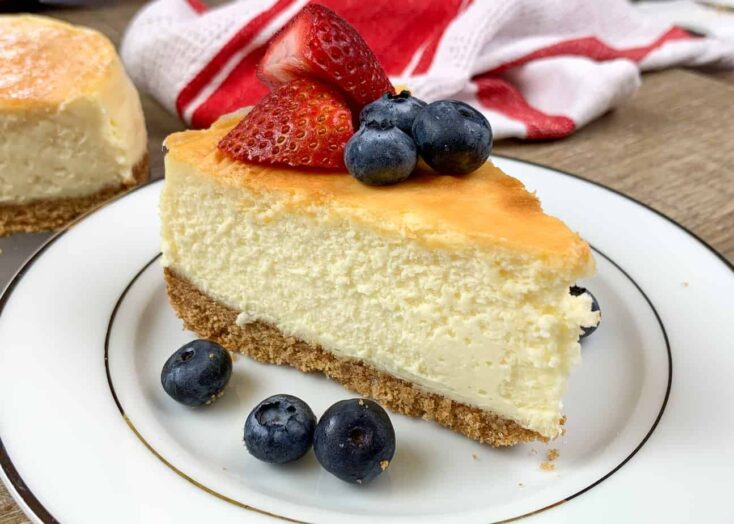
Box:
[1,157,732,524]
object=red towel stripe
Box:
[489,27,691,76]
[185,0,208,14]
[314,0,468,75]
[473,27,691,139]
[188,0,470,127]
[181,2,689,136]
[190,49,270,128]
[175,0,295,118]
[182,0,477,127]
[474,76,575,140]
[412,0,473,75]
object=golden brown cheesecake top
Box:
[0,15,117,108]
[165,115,593,271]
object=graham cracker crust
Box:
[0,153,149,236]
[164,268,549,447]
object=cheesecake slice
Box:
[161,115,598,446]
[0,15,148,236]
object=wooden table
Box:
[1,4,733,523]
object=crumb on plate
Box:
[205,388,225,405]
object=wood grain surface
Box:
[1,3,733,523]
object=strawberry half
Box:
[258,4,395,111]
[218,78,354,169]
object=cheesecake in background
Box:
[0,15,148,236]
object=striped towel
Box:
[121,0,734,140]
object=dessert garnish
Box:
[360,90,427,136]
[412,100,493,175]
[313,398,396,485]
[570,285,601,339]
[242,395,397,485]
[244,394,317,464]
[347,95,493,185]
[218,78,353,168]
[220,3,396,168]
[161,339,232,406]
[344,120,417,186]
[159,340,398,480]
[219,4,494,185]
[257,4,394,110]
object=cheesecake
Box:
[0,15,148,236]
[160,115,599,446]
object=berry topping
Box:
[218,78,354,169]
[570,285,601,339]
[412,100,493,174]
[313,399,396,484]
[258,4,394,111]
[345,122,416,186]
[161,339,232,407]
[244,394,317,464]
[360,90,427,136]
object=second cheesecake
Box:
[0,15,148,235]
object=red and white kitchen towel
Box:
[121,0,734,140]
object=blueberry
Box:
[345,122,417,186]
[244,394,316,464]
[313,399,396,484]
[161,339,232,406]
[570,285,601,339]
[412,100,492,174]
[360,90,427,136]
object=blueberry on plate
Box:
[313,398,396,484]
[161,339,232,406]
[412,100,492,174]
[244,394,317,464]
[345,121,417,186]
[570,285,601,339]
[360,90,427,136]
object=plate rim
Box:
[1,156,731,523]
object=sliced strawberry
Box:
[258,4,394,111]
[218,78,354,169]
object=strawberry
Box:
[258,4,394,111]
[218,78,354,169]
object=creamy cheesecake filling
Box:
[161,158,598,439]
